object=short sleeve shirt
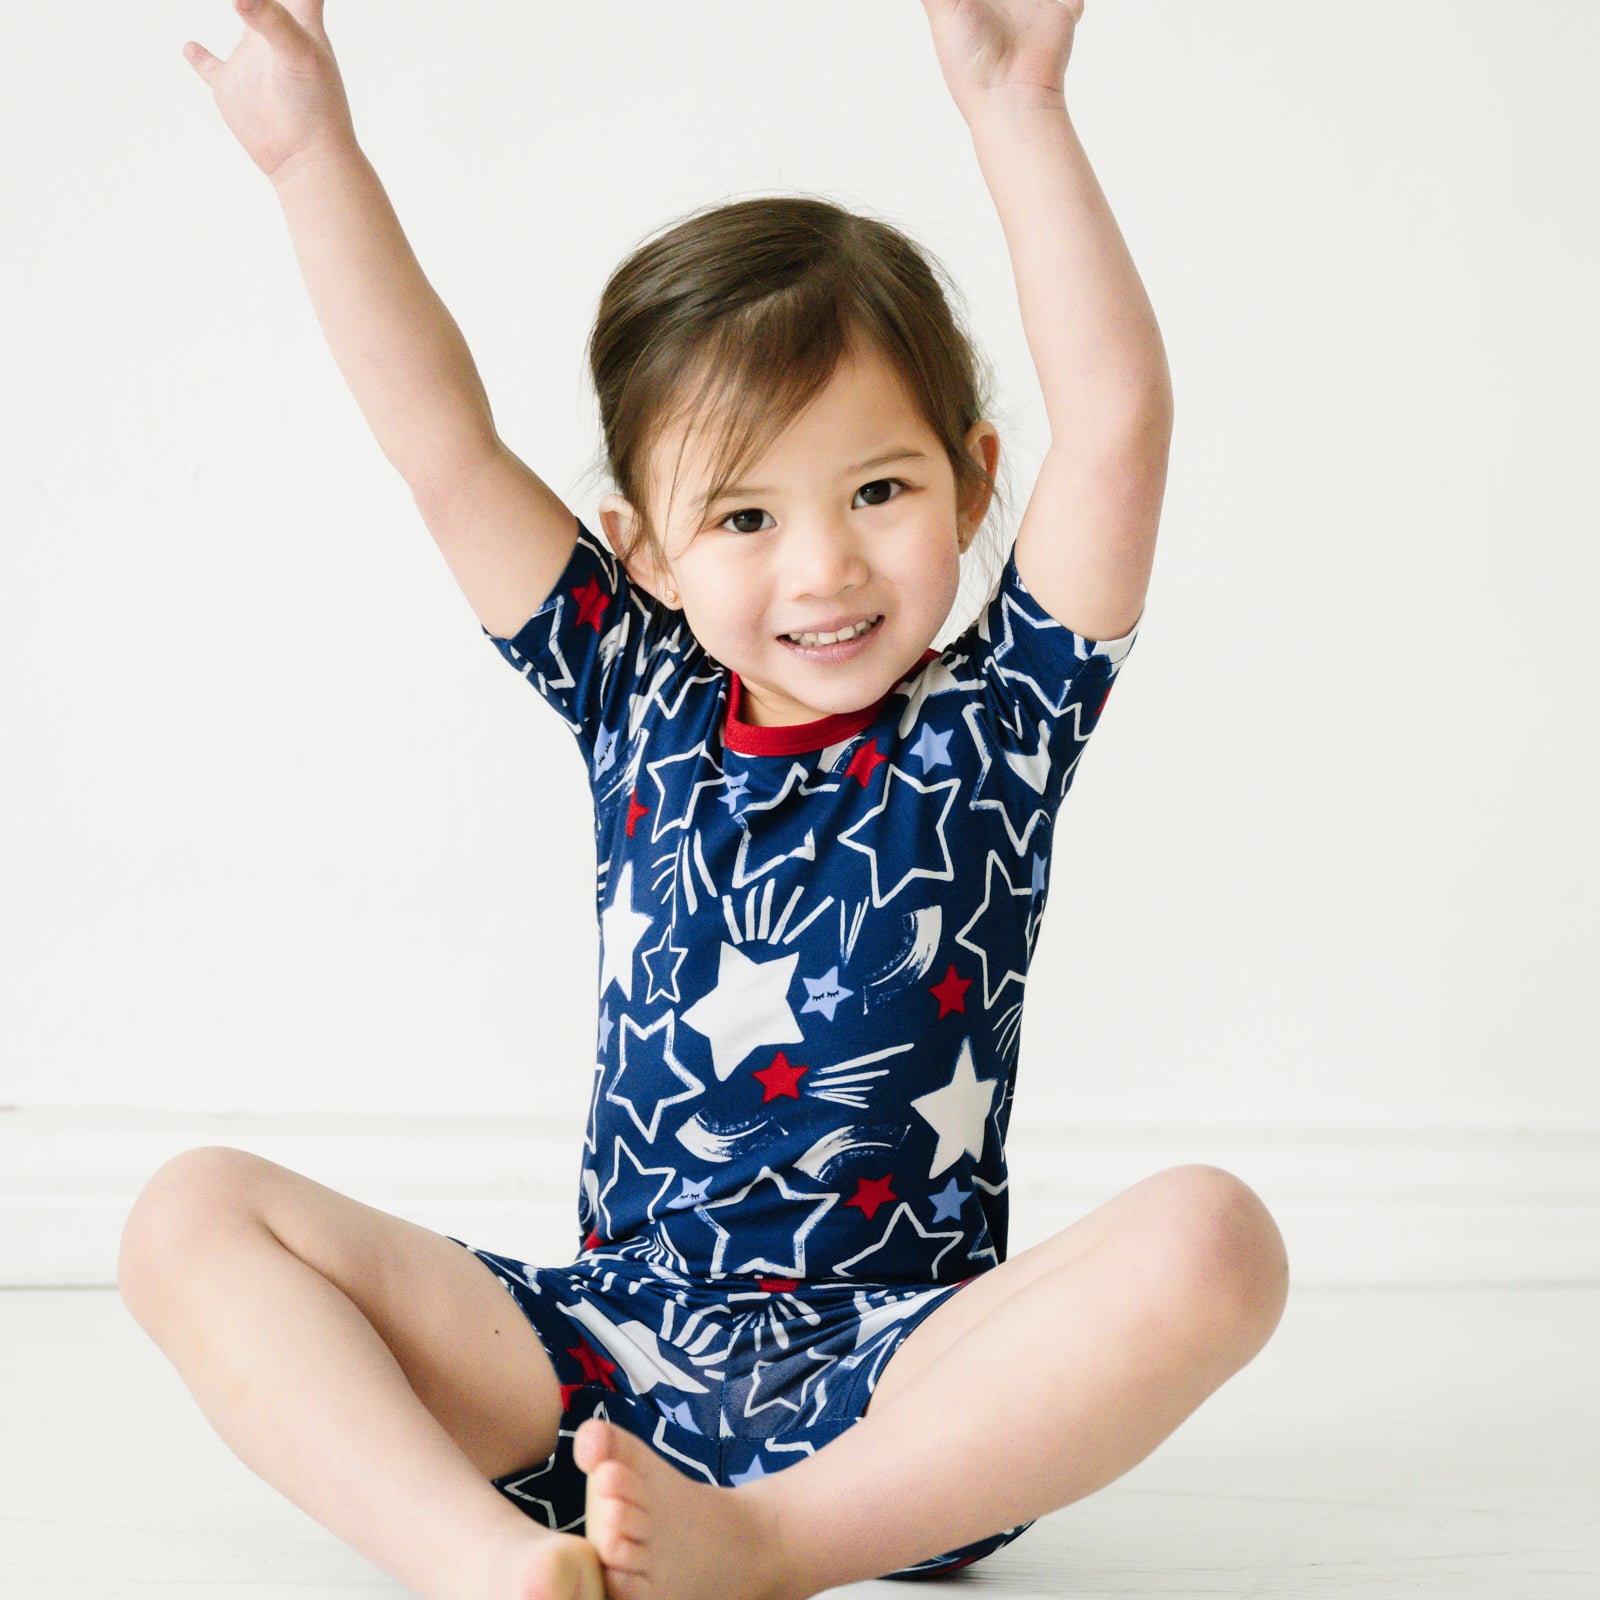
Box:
[484,516,1137,1286]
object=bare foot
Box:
[573,1418,797,1600]
[481,1526,607,1600]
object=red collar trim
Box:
[722,650,938,756]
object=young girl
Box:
[121,3,1289,1599]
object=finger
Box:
[182,39,223,85]
[235,0,306,51]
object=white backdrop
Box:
[3,3,1596,1281]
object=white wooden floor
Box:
[1,1284,1595,1599]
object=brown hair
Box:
[579,194,1015,641]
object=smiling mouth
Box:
[779,616,883,649]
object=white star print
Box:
[679,941,804,1081]
[599,859,654,1002]
[910,1037,996,1178]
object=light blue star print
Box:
[669,1176,712,1209]
[597,1003,614,1052]
[656,1398,703,1433]
[720,771,751,813]
[1031,854,1046,893]
[909,723,954,771]
[929,1176,969,1222]
[728,1455,772,1486]
[801,965,854,1021]
[594,725,619,779]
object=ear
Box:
[598,493,680,608]
[956,422,1001,553]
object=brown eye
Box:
[855,478,908,508]
[721,507,774,535]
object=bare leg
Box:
[118,1148,602,1600]
[571,1174,1288,1600]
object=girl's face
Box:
[600,343,1000,728]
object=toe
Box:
[577,1418,658,1481]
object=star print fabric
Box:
[447,1235,1037,1577]
[481,515,1136,1286]
[468,514,1136,1574]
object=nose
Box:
[787,513,870,601]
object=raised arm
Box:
[920,0,1172,644]
[184,0,578,638]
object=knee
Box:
[117,1146,268,1320]
[1150,1165,1290,1344]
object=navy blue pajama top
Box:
[483,516,1137,1289]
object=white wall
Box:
[3,3,1597,1279]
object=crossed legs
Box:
[118,1151,1288,1600]
[576,1164,1290,1600]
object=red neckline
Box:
[722,649,938,756]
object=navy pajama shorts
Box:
[447,1237,1035,1579]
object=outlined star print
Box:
[638,739,729,846]
[641,923,690,1005]
[607,1010,704,1143]
[656,1164,838,1279]
[954,852,1034,1009]
[960,700,1051,858]
[594,1136,681,1246]
[837,767,960,908]
[832,1203,966,1280]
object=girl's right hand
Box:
[183,0,356,184]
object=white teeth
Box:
[785,617,878,648]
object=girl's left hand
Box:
[918,0,1084,120]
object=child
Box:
[121,3,1290,1599]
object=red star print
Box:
[625,788,649,837]
[929,962,971,1018]
[844,738,888,787]
[572,577,610,632]
[559,1381,584,1412]
[568,1339,619,1389]
[758,1276,800,1294]
[752,1050,808,1102]
[583,1228,606,1251]
[1096,685,1112,717]
[845,1174,898,1221]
